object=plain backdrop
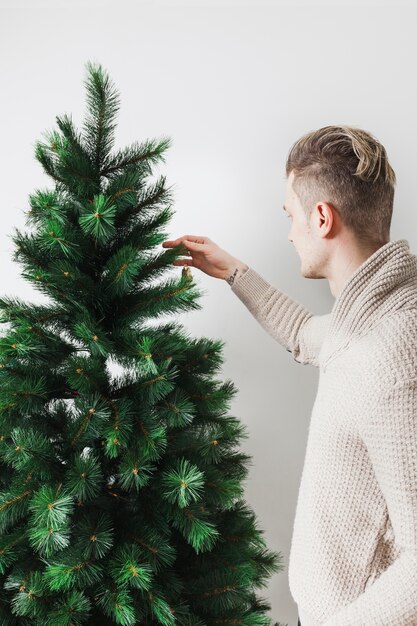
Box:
[1,1,416,624]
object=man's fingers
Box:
[179,235,207,243]
[162,235,208,247]
[173,258,195,266]
[183,239,206,250]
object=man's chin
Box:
[299,262,314,279]
[301,266,324,280]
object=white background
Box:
[1,1,416,624]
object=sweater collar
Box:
[321,238,417,368]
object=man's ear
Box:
[315,201,335,234]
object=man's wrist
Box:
[224,262,249,286]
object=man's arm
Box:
[226,264,329,367]
[321,376,417,626]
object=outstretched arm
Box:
[160,236,329,366]
[229,265,330,367]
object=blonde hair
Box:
[285,125,396,246]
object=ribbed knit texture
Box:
[230,239,417,626]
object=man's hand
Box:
[162,235,248,282]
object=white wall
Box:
[1,1,416,624]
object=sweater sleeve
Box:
[321,376,417,626]
[229,266,329,367]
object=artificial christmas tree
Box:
[0,61,285,626]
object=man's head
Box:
[283,125,396,281]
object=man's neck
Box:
[327,242,386,299]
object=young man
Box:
[162,125,417,626]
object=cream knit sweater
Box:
[229,239,417,626]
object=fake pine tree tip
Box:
[0,60,286,626]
